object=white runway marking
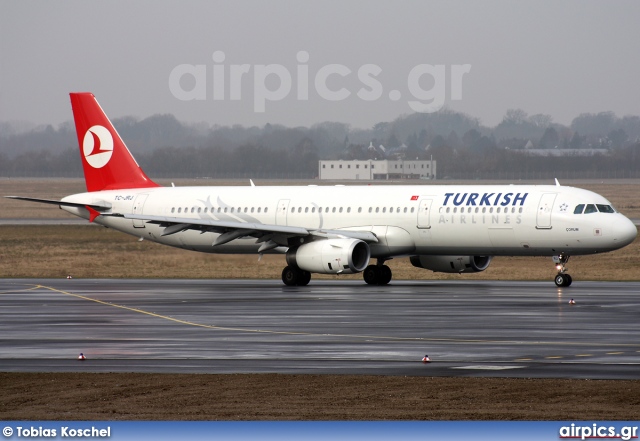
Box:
[452,365,525,371]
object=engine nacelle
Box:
[410,255,492,273]
[286,239,370,274]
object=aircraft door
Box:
[276,199,290,226]
[417,198,433,229]
[132,194,149,228]
[536,193,557,229]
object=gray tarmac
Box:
[0,279,639,379]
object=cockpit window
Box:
[584,204,597,214]
[573,204,585,214]
[596,204,615,213]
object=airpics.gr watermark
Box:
[168,51,471,113]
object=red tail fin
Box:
[70,93,159,192]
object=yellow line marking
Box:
[575,354,593,357]
[514,358,533,361]
[29,284,640,348]
[545,356,563,359]
[606,352,624,355]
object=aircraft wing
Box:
[114,213,379,248]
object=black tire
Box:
[298,270,311,286]
[282,266,299,286]
[564,274,573,287]
[378,265,392,285]
[363,265,379,285]
[554,274,566,287]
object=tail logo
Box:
[82,125,114,169]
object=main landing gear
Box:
[553,254,572,287]
[281,266,311,286]
[363,260,392,285]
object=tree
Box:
[504,109,528,124]
[539,127,560,149]
[529,113,553,128]
[608,128,628,148]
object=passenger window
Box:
[305,207,309,213]
[197,207,201,213]
[496,207,500,214]
[410,207,415,213]
[446,207,450,213]
[596,204,615,213]
[298,207,302,213]
[347,207,351,213]
[339,207,343,213]
[171,207,175,213]
[475,207,479,213]
[177,208,181,213]
[358,207,361,213]
[518,207,523,213]
[312,207,316,213]
[404,207,408,213]
[332,207,336,213]
[251,207,254,213]
[369,207,372,213]
[574,204,585,214]
[382,207,386,213]
[264,208,268,213]
[584,204,597,214]
[257,208,261,213]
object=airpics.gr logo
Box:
[82,125,114,168]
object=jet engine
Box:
[410,255,492,273]
[286,239,370,274]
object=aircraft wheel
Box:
[282,266,299,286]
[298,270,311,286]
[555,273,570,287]
[363,265,379,285]
[378,265,392,285]
[564,274,573,287]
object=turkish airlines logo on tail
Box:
[82,125,114,168]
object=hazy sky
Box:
[2,0,639,129]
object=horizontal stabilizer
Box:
[5,196,112,211]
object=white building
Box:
[318,159,436,180]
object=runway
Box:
[0,279,639,379]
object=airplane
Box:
[6,93,637,287]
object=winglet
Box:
[555,178,561,186]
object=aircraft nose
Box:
[614,216,638,247]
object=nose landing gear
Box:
[553,254,572,287]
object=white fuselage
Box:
[61,184,637,259]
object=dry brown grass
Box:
[1,224,638,280]
[2,373,639,420]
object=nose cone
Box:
[613,216,638,248]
